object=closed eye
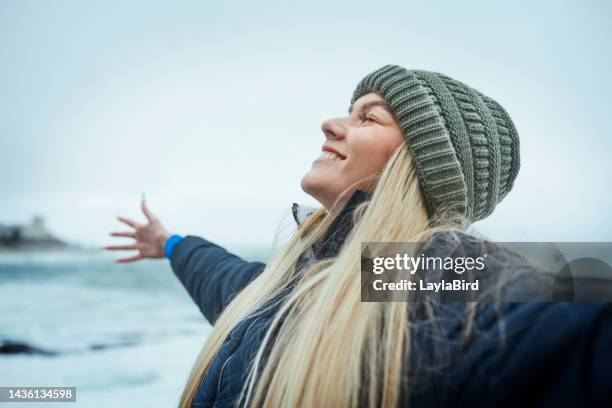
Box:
[359,112,377,123]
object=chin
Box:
[300,172,318,195]
[301,172,330,201]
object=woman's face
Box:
[301,92,404,210]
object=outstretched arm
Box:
[104,196,266,325]
[170,236,265,324]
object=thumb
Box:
[141,193,157,222]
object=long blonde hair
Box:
[179,142,470,407]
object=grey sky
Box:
[1,0,610,249]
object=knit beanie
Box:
[350,64,520,222]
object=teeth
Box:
[319,151,343,160]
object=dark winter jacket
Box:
[170,190,612,407]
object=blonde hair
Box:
[179,142,471,407]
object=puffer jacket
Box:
[170,190,612,407]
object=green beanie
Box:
[350,64,520,222]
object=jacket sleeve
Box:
[466,302,612,407]
[169,235,266,325]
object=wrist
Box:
[164,234,184,259]
[156,231,171,257]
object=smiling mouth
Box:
[317,150,346,161]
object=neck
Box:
[309,188,372,260]
[327,189,362,218]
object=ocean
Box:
[0,247,267,407]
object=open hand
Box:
[104,196,171,263]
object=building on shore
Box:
[0,216,66,248]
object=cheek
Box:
[346,135,396,174]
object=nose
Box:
[321,117,346,141]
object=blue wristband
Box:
[164,234,184,259]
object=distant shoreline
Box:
[0,242,80,252]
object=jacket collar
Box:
[292,189,372,261]
[291,189,371,228]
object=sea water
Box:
[0,247,267,407]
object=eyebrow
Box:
[348,100,395,118]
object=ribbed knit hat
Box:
[350,64,520,222]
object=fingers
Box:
[141,196,157,222]
[103,243,142,251]
[117,216,142,229]
[110,231,136,238]
[116,254,143,264]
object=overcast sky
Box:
[1,0,610,250]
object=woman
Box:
[105,65,612,407]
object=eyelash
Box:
[359,112,376,123]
